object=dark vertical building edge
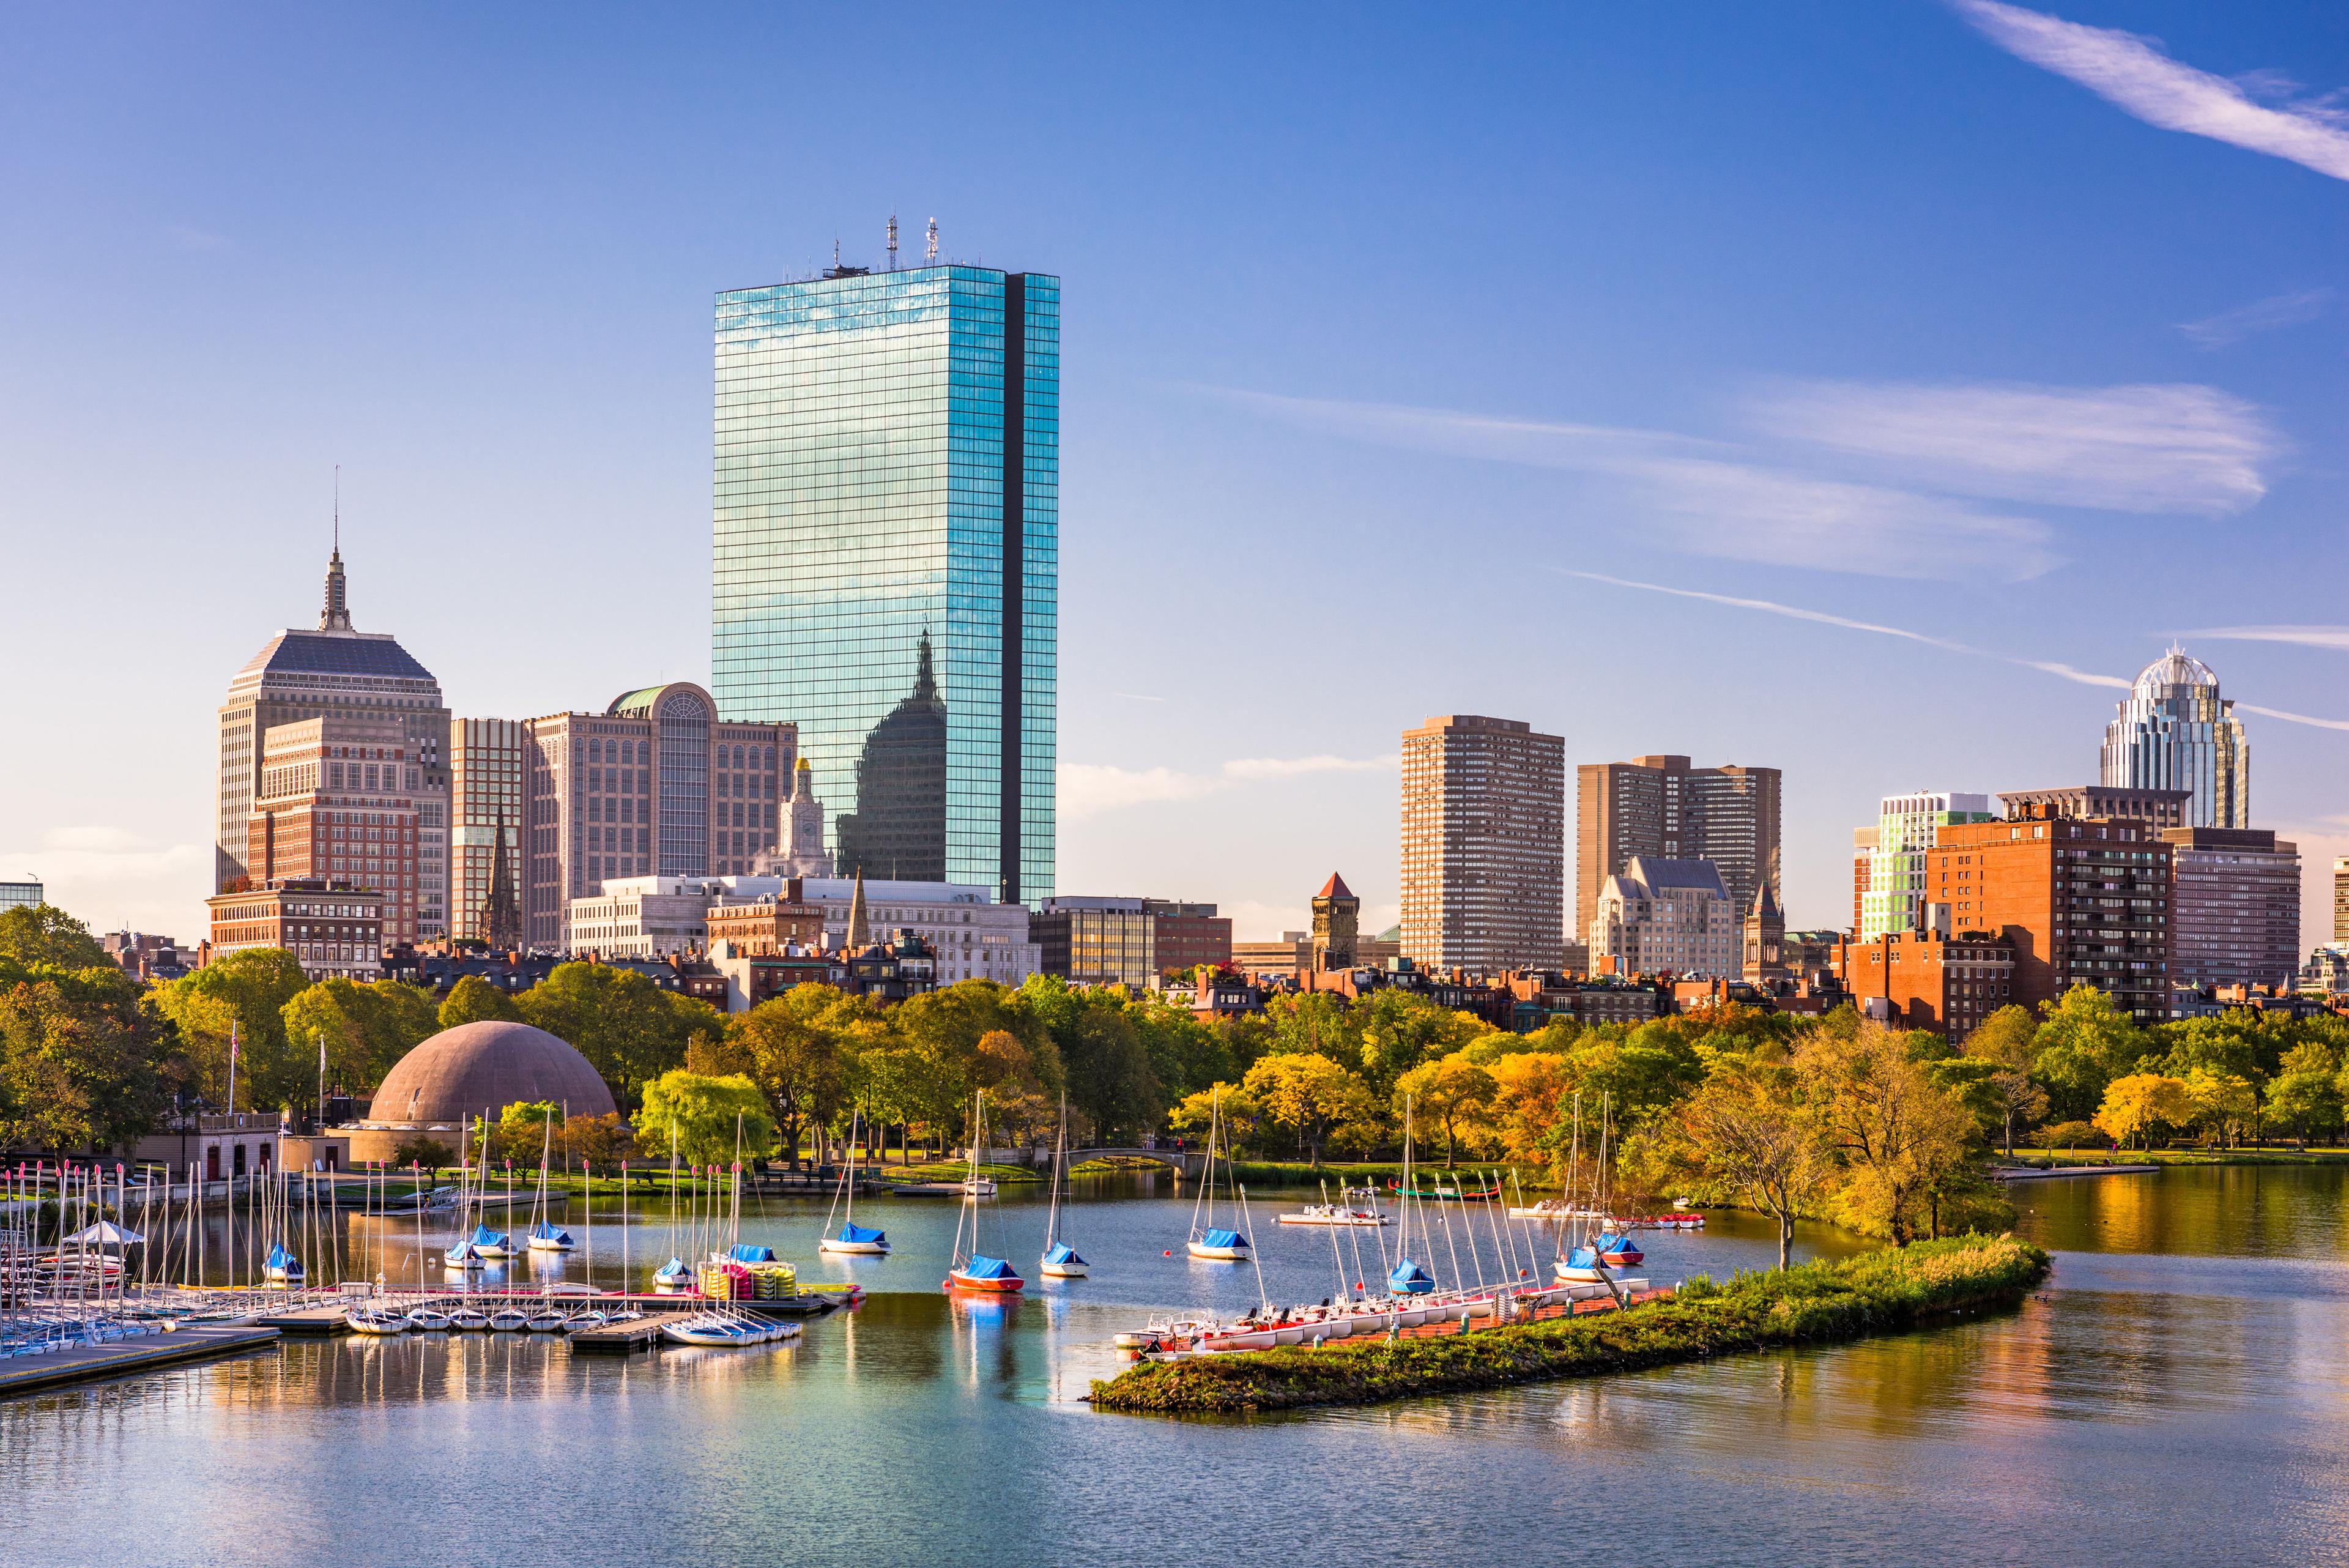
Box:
[999,273,1027,905]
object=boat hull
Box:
[1186,1243,1248,1261]
[946,1270,1025,1293]
[1039,1260,1089,1278]
[527,1239,574,1253]
[1274,1212,1388,1227]
[817,1238,891,1255]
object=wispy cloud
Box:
[2178,288,2334,349]
[1953,0,2349,182]
[1059,754,1395,821]
[164,223,231,252]
[1748,380,2278,515]
[1214,388,2058,583]
[2180,625,2349,653]
[1111,691,1165,704]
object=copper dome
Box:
[369,1020,617,1127]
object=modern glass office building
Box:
[713,262,1057,903]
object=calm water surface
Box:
[9,1167,2349,1566]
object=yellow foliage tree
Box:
[2092,1072,2195,1151]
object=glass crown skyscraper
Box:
[713,262,1057,903]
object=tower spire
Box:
[321,468,352,632]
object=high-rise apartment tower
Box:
[2101,648,2248,830]
[1400,715,1565,973]
[1576,756,1779,938]
[712,256,1058,904]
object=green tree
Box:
[517,962,699,1107]
[1168,1083,1263,1148]
[2180,1068,2258,1148]
[1965,1003,2048,1159]
[438,974,522,1028]
[0,957,178,1151]
[1019,976,1157,1142]
[152,947,311,1110]
[2264,1042,2342,1142]
[2032,984,2153,1123]
[728,992,848,1167]
[281,978,439,1097]
[1392,1053,1496,1166]
[0,904,109,969]
[1261,989,1354,1062]
[636,1071,777,1167]
[390,1135,454,1178]
[1356,990,1487,1094]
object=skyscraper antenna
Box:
[887,213,898,270]
[333,464,340,554]
[926,217,938,263]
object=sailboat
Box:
[526,1119,573,1252]
[818,1109,891,1256]
[1384,1096,1435,1298]
[262,1242,305,1284]
[945,1090,1023,1293]
[1186,1088,1249,1261]
[1039,1096,1089,1279]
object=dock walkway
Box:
[0,1325,281,1399]
[256,1285,858,1337]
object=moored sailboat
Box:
[1186,1088,1249,1262]
[945,1091,1023,1293]
[817,1109,891,1256]
[1039,1097,1088,1279]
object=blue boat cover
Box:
[1389,1258,1435,1293]
[1567,1246,1601,1268]
[530,1223,572,1244]
[1042,1241,1088,1266]
[959,1254,1020,1280]
[654,1256,691,1280]
[1198,1228,1247,1249]
[1597,1235,1636,1255]
[469,1224,508,1247]
[265,1244,299,1271]
[838,1222,887,1246]
[727,1243,776,1263]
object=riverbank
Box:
[1089,1233,2049,1414]
[2007,1148,2349,1169]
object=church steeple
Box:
[912,628,936,702]
[844,868,870,949]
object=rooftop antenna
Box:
[887,213,899,270]
[926,217,938,263]
[333,464,340,554]
[833,237,841,267]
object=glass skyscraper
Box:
[2101,647,2248,830]
[713,262,1057,904]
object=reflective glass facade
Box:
[713,264,1056,902]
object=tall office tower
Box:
[1575,756,1781,938]
[242,715,422,942]
[1857,791,1997,941]
[2161,827,2300,989]
[448,718,527,946]
[2101,647,2248,829]
[520,682,795,951]
[711,255,1058,904]
[218,546,450,938]
[1400,715,1565,972]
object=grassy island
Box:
[1089,1233,2049,1415]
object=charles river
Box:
[9,1167,2347,1567]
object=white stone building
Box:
[566,876,725,958]
[713,875,1037,986]
[1587,856,1737,978]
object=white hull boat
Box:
[448,1307,491,1331]
[406,1307,452,1331]
[489,1308,530,1332]
[346,1308,409,1336]
[1274,1206,1387,1227]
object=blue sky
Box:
[4,3,2345,944]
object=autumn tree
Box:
[1392,1053,1496,1167]
[1798,1020,1978,1244]
[2095,1073,2197,1151]
[1669,1060,1832,1269]
[1242,1052,1370,1167]
[2180,1068,2257,1149]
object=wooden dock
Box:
[0,1324,281,1398]
[256,1284,859,1337]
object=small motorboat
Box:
[262,1244,305,1285]
[1187,1227,1249,1262]
[406,1306,451,1331]
[1275,1203,1387,1227]
[1040,1241,1089,1279]
[819,1221,891,1257]
[527,1222,574,1254]
[652,1257,693,1293]
[344,1306,409,1336]
[488,1307,531,1332]
[448,1306,491,1331]
[945,1254,1025,1294]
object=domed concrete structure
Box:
[367,1020,617,1128]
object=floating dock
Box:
[256,1285,859,1338]
[0,1324,281,1399]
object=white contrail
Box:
[1560,570,2349,729]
